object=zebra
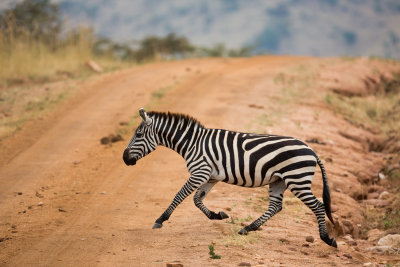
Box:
[123,108,337,247]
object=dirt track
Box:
[0,56,396,266]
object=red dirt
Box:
[0,56,399,266]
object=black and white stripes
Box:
[123,109,337,247]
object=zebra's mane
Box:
[148,111,205,128]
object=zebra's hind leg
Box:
[238,179,286,235]
[286,180,337,248]
[193,180,229,220]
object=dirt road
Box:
[0,57,395,266]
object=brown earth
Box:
[0,56,399,266]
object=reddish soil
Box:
[0,56,399,266]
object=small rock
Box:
[122,248,126,251]
[331,204,339,213]
[100,137,110,145]
[366,245,395,253]
[336,241,346,246]
[238,262,251,266]
[258,261,264,264]
[367,185,384,193]
[364,199,390,207]
[17,192,23,195]
[335,188,342,193]
[58,208,66,212]
[363,263,373,267]
[344,235,357,246]
[367,229,383,242]
[110,134,123,143]
[378,191,390,200]
[378,234,400,248]
[342,220,354,235]
[302,243,310,247]
[38,202,43,206]
[367,192,380,199]
[343,253,352,259]
[166,263,183,267]
[100,191,107,195]
[86,60,103,72]
[225,207,232,211]
[119,121,129,126]
[305,236,314,243]
[378,172,385,180]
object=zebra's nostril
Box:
[123,149,136,166]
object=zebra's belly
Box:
[211,170,279,187]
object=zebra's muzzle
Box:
[123,149,137,166]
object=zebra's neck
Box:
[151,113,205,160]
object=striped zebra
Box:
[123,108,337,247]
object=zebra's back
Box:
[202,129,317,187]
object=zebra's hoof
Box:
[238,228,248,235]
[331,239,337,248]
[152,222,163,229]
[219,211,229,219]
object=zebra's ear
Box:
[139,108,152,125]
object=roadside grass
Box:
[324,73,400,139]
[222,227,259,247]
[0,17,129,88]
[0,81,76,139]
[323,67,400,234]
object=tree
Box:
[0,0,62,42]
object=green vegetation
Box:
[208,244,221,259]
[0,0,254,88]
[324,73,400,148]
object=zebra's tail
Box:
[316,157,335,225]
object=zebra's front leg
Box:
[239,179,286,235]
[152,173,209,229]
[193,180,229,220]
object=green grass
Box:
[324,73,400,140]
[208,244,221,259]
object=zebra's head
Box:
[123,108,157,166]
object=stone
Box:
[378,172,385,180]
[367,229,383,242]
[86,60,103,72]
[238,262,251,266]
[366,246,397,253]
[363,263,373,267]
[341,220,354,235]
[343,235,357,246]
[343,253,352,259]
[378,234,400,248]
[379,191,390,200]
[331,204,339,213]
[166,263,183,267]
[367,192,379,199]
[305,236,314,243]
[367,185,385,193]
[364,199,390,207]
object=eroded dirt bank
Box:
[1,56,399,266]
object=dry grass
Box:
[0,19,127,88]
[324,73,400,138]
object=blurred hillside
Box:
[1,0,398,58]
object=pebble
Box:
[225,207,232,211]
[238,262,251,266]
[364,199,390,207]
[378,234,400,247]
[166,263,183,267]
[305,236,314,243]
[331,204,339,213]
[378,191,390,200]
[38,202,43,206]
[378,172,385,180]
[343,253,352,259]
[344,235,357,246]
